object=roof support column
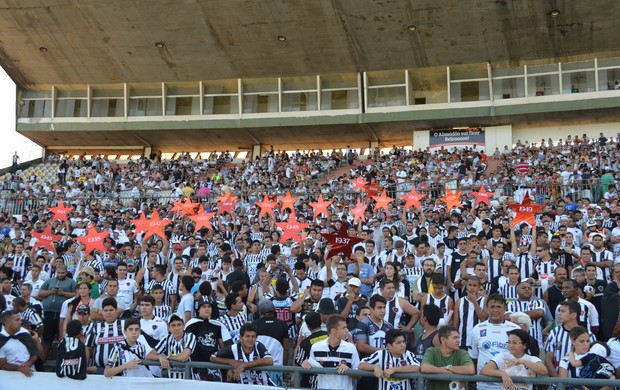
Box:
[252,144,261,160]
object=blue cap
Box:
[190,284,200,294]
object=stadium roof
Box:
[1,0,618,87]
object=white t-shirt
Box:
[140,317,168,341]
[468,320,520,390]
[116,279,138,309]
[491,351,542,390]
[176,292,194,320]
[0,328,34,368]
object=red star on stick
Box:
[276,212,309,244]
[309,194,333,218]
[188,204,217,231]
[507,191,545,227]
[365,179,383,200]
[142,209,171,240]
[279,191,299,211]
[49,198,73,222]
[351,199,367,224]
[351,176,368,191]
[255,194,279,218]
[32,226,61,250]
[171,199,199,216]
[372,194,395,212]
[217,195,239,215]
[321,223,365,260]
[471,185,495,207]
[76,225,109,253]
[400,188,427,210]
[439,187,463,211]
[215,190,238,203]
[130,212,149,235]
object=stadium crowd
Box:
[1,132,620,390]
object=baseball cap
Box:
[258,300,276,315]
[195,297,214,309]
[316,298,337,314]
[348,277,361,287]
[81,266,95,278]
[173,244,183,250]
[190,284,200,295]
[291,242,301,249]
[168,313,184,324]
[76,304,91,314]
[126,259,136,266]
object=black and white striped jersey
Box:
[245,253,266,281]
[85,319,125,367]
[56,336,87,380]
[361,349,419,390]
[219,312,248,344]
[507,299,545,347]
[309,339,360,390]
[456,296,486,349]
[214,341,273,385]
[19,306,43,329]
[153,304,172,323]
[515,252,535,280]
[545,325,596,371]
[155,332,197,379]
[144,278,176,306]
[106,340,153,377]
[498,283,520,303]
[8,253,30,281]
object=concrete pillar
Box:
[252,144,261,159]
[370,141,379,155]
[144,146,152,158]
[41,146,47,161]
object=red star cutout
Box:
[321,223,365,260]
[351,199,367,224]
[130,212,149,235]
[255,194,279,218]
[276,212,309,244]
[217,194,239,215]
[507,191,545,227]
[48,198,73,222]
[365,179,383,200]
[188,204,217,231]
[309,194,333,218]
[400,188,427,210]
[472,185,495,207]
[279,191,299,211]
[372,194,395,212]
[215,190,238,203]
[171,199,199,216]
[439,187,463,211]
[351,176,368,191]
[76,225,109,254]
[142,209,171,240]
[32,226,61,250]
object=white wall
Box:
[513,122,620,146]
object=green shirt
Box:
[422,347,473,390]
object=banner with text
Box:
[0,372,272,390]
[429,128,485,150]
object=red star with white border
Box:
[279,191,299,212]
[49,198,73,222]
[507,191,545,227]
[76,225,109,253]
[471,185,495,207]
[372,194,395,212]
[276,212,309,244]
[321,223,365,260]
[351,176,368,191]
[217,195,239,215]
[142,209,171,240]
[188,204,217,231]
[255,194,279,218]
[309,194,333,218]
[400,188,427,210]
[32,225,61,250]
[351,199,367,224]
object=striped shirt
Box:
[153,305,172,323]
[145,278,176,306]
[515,252,535,280]
[309,339,360,390]
[361,349,419,390]
[85,319,125,367]
[507,299,545,347]
[591,249,614,281]
[214,342,273,385]
[245,253,266,281]
[456,296,485,349]
[545,325,596,370]
[19,306,43,329]
[9,253,30,281]
[553,298,600,333]
[427,294,451,322]
[219,312,248,344]
[498,283,520,303]
[155,332,197,379]
[106,341,153,377]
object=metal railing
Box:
[141,359,620,390]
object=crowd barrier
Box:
[129,359,620,390]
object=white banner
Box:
[0,371,273,390]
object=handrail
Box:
[141,359,620,389]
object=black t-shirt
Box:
[335,295,368,330]
[294,330,328,388]
[56,336,87,380]
[185,318,225,362]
